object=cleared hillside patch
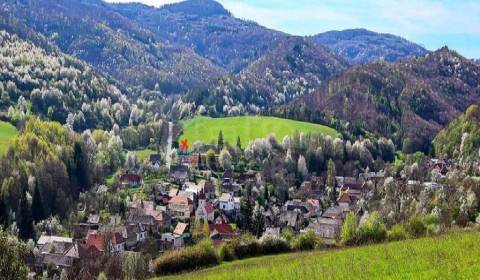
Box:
[0,121,17,155]
[157,230,480,280]
[180,116,338,145]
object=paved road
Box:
[166,121,173,169]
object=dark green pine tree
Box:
[31,184,44,222]
[17,191,33,239]
[217,130,224,152]
[263,187,269,203]
[236,136,241,149]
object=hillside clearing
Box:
[180,116,339,146]
[134,149,157,161]
[157,230,480,280]
[0,120,17,155]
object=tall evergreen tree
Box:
[252,204,265,238]
[236,136,241,149]
[31,184,44,222]
[217,130,224,151]
[17,191,33,239]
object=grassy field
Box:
[180,116,338,145]
[0,120,17,155]
[157,230,480,280]
[134,149,157,161]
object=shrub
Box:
[292,230,319,251]
[387,224,407,241]
[153,239,218,275]
[341,212,358,245]
[405,216,427,238]
[260,235,291,254]
[281,228,294,243]
[232,239,261,259]
[356,211,387,244]
[218,242,236,262]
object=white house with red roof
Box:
[85,230,125,254]
[195,193,215,222]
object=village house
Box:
[285,199,309,213]
[85,230,126,254]
[198,179,216,200]
[159,222,190,250]
[160,232,184,250]
[195,193,215,222]
[299,177,324,198]
[307,216,343,242]
[34,235,79,272]
[149,154,161,168]
[178,189,197,203]
[125,223,148,249]
[174,222,190,239]
[127,207,171,233]
[337,192,353,210]
[120,172,141,188]
[218,192,240,214]
[307,206,346,242]
[209,223,237,246]
[279,210,305,232]
[170,165,189,186]
[168,195,194,219]
[263,206,281,227]
[222,170,234,188]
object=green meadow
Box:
[180,116,339,145]
[134,149,158,161]
[157,230,480,280]
[0,120,17,155]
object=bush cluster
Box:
[341,211,387,245]
[291,230,321,251]
[153,240,219,275]
[219,235,291,262]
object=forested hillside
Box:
[110,0,285,73]
[314,29,428,64]
[0,30,130,131]
[0,118,125,239]
[435,105,480,162]
[0,0,225,94]
[285,48,480,152]
[183,36,348,117]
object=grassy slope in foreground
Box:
[180,116,339,145]
[158,230,480,280]
[0,121,16,155]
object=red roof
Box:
[86,231,105,252]
[85,231,125,252]
[169,195,192,206]
[120,173,141,183]
[209,223,234,234]
[204,202,214,214]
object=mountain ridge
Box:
[314,28,428,64]
[285,47,480,152]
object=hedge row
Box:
[154,232,320,276]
